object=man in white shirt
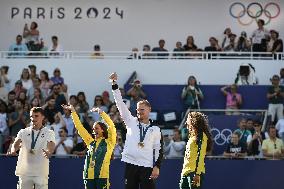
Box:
[251,19,270,53]
[276,118,284,143]
[164,129,186,158]
[7,107,55,189]
[54,127,73,155]
[109,72,163,189]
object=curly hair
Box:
[186,111,213,152]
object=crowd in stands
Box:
[6,19,283,59]
[0,63,284,159]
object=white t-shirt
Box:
[276,119,284,136]
[55,138,73,155]
[21,79,33,90]
[251,28,269,44]
[164,140,186,158]
[47,122,64,140]
[15,126,55,177]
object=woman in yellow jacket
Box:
[62,104,116,189]
[180,112,212,189]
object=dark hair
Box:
[77,91,86,102]
[60,127,68,133]
[258,19,265,26]
[159,39,165,43]
[94,95,104,106]
[40,70,50,81]
[21,68,30,80]
[94,122,108,139]
[31,21,38,29]
[186,112,213,152]
[52,36,58,41]
[30,107,45,116]
[69,95,78,101]
[107,103,117,114]
[94,44,101,50]
[16,35,22,39]
[8,91,16,96]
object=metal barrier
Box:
[1,51,283,60]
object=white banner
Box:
[0,0,283,51]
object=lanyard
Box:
[138,122,152,143]
[31,129,42,150]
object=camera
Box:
[239,65,250,77]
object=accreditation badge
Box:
[30,149,35,154]
[138,142,145,148]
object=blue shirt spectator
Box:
[8,35,28,57]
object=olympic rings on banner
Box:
[229,2,280,26]
[211,128,232,146]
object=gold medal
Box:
[90,161,95,168]
[138,142,144,148]
[30,149,35,154]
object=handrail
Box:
[178,109,268,130]
[0,51,283,60]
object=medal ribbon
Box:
[138,122,152,143]
[31,129,42,150]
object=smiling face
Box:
[136,102,151,121]
[93,123,104,138]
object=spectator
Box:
[49,83,67,114]
[11,80,26,99]
[48,36,63,56]
[267,75,284,123]
[0,66,11,91]
[113,131,124,158]
[235,31,251,52]
[235,64,258,85]
[246,118,255,134]
[164,129,186,158]
[173,41,184,58]
[30,97,41,108]
[141,44,152,59]
[43,96,59,124]
[8,99,27,137]
[127,79,147,116]
[221,28,232,49]
[204,37,221,51]
[54,127,73,155]
[89,95,107,122]
[0,101,8,153]
[127,47,141,59]
[20,68,33,91]
[275,118,284,143]
[268,30,283,60]
[152,39,169,58]
[71,140,87,157]
[102,91,112,110]
[181,75,203,110]
[18,91,28,105]
[50,68,64,85]
[223,33,237,52]
[62,108,75,138]
[28,64,38,80]
[221,84,242,115]
[183,36,198,52]
[91,44,104,59]
[280,68,284,86]
[7,91,16,113]
[32,88,44,106]
[27,77,43,102]
[22,22,41,51]
[75,91,89,114]
[0,79,8,103]
[69,95,78,108]
[262,126,284,159]
[248,121,265,156]
[251,19,270,54]
[223,132,247,158]
[119,87,130,109]
[8,35,28,57]
[234,118,252,145]
[46,112,65,139]
[39,70,53,99]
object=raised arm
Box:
[62,104,94,146]
[91,107,117,147]
[109,72,134,124]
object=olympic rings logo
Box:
[229,2,280,26]
[211,128,232,146]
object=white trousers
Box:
[268,104,284,122]
[17,176,48,189]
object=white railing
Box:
[0,51,283,60]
